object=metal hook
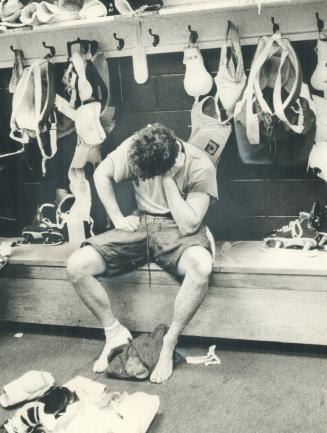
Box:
[113,33,124,51]
[271,17,279,33]
[149,29,160,47]
[42,41,56,58]
[316,12,325,35]
[90,40,99,56]
[188,25,198,45]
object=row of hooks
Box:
[8,12,327,57]
[10,41,56,57]
[9,29,159,54]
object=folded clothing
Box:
[0,371,55,408]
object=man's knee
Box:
[67,246,106,283]
[182,247,213,280]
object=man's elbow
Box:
[94,159,114,184]
[94,164,111,188]
[94,163,104,179]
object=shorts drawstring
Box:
[144,212,152,287]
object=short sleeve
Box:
[107,137,134,183]
[187,158,218,200]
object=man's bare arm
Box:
[94,158,140,232]
[163,176,210,236]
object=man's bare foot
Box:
[93,326,132,373]
[150,336,176,384]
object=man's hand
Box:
[114,215,141,232]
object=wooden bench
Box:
[1,240,327,345]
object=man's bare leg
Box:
[67,245,132,373]
[150,246,212,384]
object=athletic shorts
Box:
[83,215,211,277]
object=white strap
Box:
[272,52,304,134]
[34,61,42,132]
[10,64,34,137]
[0,143,25,159]
[36,113,57,176]
[203,95,231,125]
[217,21,244,83]
[236,35,280,144]
[55,94,76,121]
[254,37,301,117]
[236,33,289,144]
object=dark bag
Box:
[234,32,315,166]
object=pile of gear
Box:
[263,201,327,251]
[0,0,164,29]
[0,372,160,433]
[17,194,93,246]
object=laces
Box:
[279,219,303,238]
[144,213,151,287]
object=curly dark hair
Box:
[128,123,179,180]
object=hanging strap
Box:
[254,37,302,119]
[201,95,231,125]
[9,49,24,94]
[253,38,305,135]
[36,112,58,177]
[10,63,35,142]
[218,21,244,79]
[33,60,57,176]
[244,35,281,144]
[272,52,304,134]
[235,33,297,145]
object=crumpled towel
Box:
[54,391,160,433]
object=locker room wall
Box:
[0,40,325,240]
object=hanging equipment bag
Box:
[9,57,57,175]
[214,20,246,116]
[234,32,315,166]
[188,95,231,165]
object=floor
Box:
[1,327,327,433]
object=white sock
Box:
[93,321,132,373]
[104,319,120,339]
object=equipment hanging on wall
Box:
[234,31,315,166]
[56,39,115,238]
[188,95,231,165]
[183,45,213,102]
[311,38,327,92]
[9,54,58,176]
[214,20,246,116]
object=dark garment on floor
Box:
[106,324,183,380]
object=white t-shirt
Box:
[107,136,218,214]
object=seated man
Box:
[67,123,217,383]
